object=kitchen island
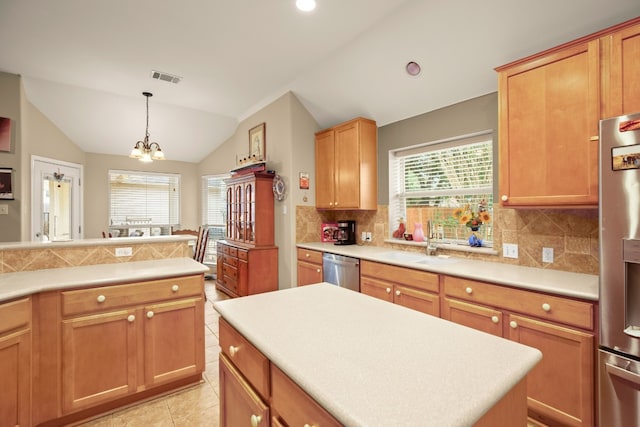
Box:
[214,283,542,426]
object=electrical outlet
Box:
[366,232,372,241]
[503,243,519,259]
[0,204,7,215]
[361,231,367,241]
[542,247,554,263]
[115,247,133,257]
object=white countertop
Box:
[298,242,599,301]
[0,235,194,251]
[214,283,542,427]
[0,257,209,302]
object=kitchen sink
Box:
[377,251,425,262]
[413,255,458,266]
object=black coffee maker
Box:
[334,220,356,245]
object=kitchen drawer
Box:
[223,263,238,280]
[223,254,238,267]
[361,260,439,293]
[443,276,594,330]
[219,318,269,400]
[271,364,341,427]
[0,297,31,335]
[61,275,202,317]
[221,244,230,255]
[296,248,323,265]
[228,247,238,257]
[237,249,248,261]
[222,276,238,294]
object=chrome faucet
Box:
[425,220,437,256]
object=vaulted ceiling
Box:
[1,0,638,162]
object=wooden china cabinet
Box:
[216,172,278,297]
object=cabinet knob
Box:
[305,253,311,258]
[491,316,499,324]
[542,303,551,312]
[386,288,391,294]
[395,290,401,297]
[171,284,179,292]
[229,345,239,357]
[510,320,518,329]
[501,195,508,202]
[316,268,321,273]
[465,287,473,295]
[96,295,106,303]
[250,414,262,427]
[304,424,317,427]
[146,311,154,319]
[127,314,135,323]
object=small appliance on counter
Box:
[334,220,356,245]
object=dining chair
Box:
[101,231,112,238]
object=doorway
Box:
[31,156,83,241]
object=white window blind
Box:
[389,131,494,244]
[109,170,180,226]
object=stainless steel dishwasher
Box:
[322,253,360,292]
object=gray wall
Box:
[377,92,498,204]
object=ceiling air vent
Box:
[150,70,182,84]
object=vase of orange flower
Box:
[452,200,491,247]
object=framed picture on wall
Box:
[0,117,11,152]
[249,122,266,161]
[0,168,14,199]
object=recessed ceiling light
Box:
[406,61,421,77]
[296,0,316,12]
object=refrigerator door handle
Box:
[606,361,640,386]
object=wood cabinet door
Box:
[61,308,137,413]
[607,20,640,116]
[333,121,361,209]
[297,260,322,286]
[498,39,600,207]
[441,298,503,337]
[0,330,31,427]
[144,298,204,386]
[394,284,440,317]
[360,276,394,303]
[315,129,335,209]
[219,355,269,427]
[506,314,594,427]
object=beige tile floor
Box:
[77,280,229,427]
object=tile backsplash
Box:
[296,204,599,275]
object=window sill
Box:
[383,239,499,256]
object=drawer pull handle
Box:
[510,320,518,329]
[465,287,473,295]
[250,414,262,427]
[146,311,154,319]
[171,284,179,292]
[127,315,135,323]
[229,345,239,357]
[395,290,401,297]
[491,316,499,324]
[386,288,391,294]
[542,303,551,312]
[96,295,106,303]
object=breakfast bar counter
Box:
[214,283,542,426]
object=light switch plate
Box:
[0,204,7,215]
[115,247,133,257]
[503,243,519,259]
[542,247,554,263]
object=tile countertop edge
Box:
[214,284,543,427]
[297,242,599,301]
[0,258,209,302]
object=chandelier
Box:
[130,91,165,162]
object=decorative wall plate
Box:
[273,174,285,201]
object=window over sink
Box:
[389,131,494,246]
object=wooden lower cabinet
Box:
[219,318,340,427]
[0,297,31,427]
[216,241,278,297]
[441,276,595,427]
[360,260,440,316]
[296,248,323,286]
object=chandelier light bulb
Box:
[296,0,316,12]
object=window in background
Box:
[202,174,229,266]
[108,170,180,236]
[389,131,494,246]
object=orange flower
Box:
[479,212,491,223]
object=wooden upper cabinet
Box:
[315,117,377,210]
[602,18,640,117]
[497,39,600,207]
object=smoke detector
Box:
[150,70,182,84]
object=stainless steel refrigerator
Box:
[599,112,640,426]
